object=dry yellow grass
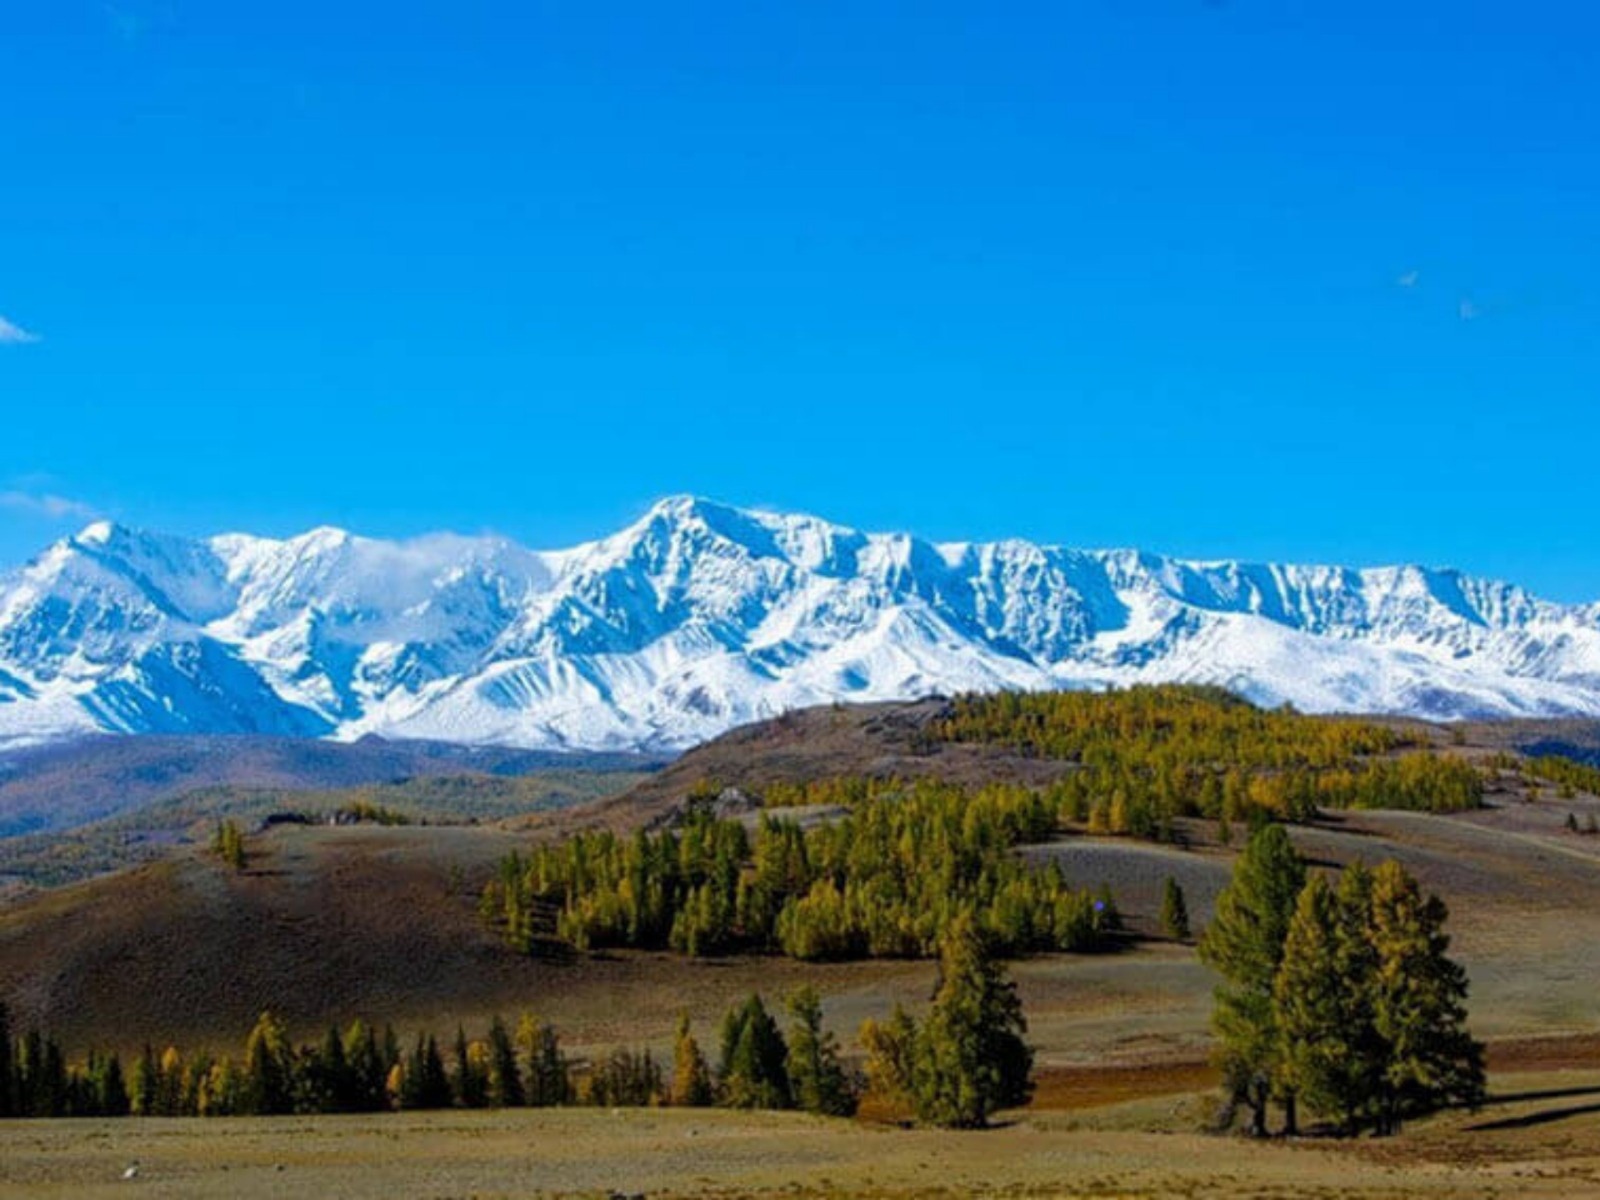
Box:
[6,1071,1600,1198]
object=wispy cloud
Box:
[0,491,99,521]
[1396,269,1420,288]
[1459,298,1483,321]
[0,317,40,346]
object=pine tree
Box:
[1160,876,1191,941]
[516,1015,571,1107]
[717,994,791,1109]
[452,1027,489,1108]
[486,1016,524,1107]
[908,914,1033,1128]
[1272,873,1347,1128]
[343,1020,389,1112]
[0,1001,12,1119]
[859,1004,919,1118]
[1198,823,1306,1136]
[1367,861,1485,1133]
[131,1044,160,1117]
[400,1034,452,1110]
[99,1053,131,1117]
[212,819,247,871]
[243,1011,294,1115]
[669,1014,713,1107]
[785,987,857,1116]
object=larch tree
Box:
[784,986,857,1117]
[1198,823,1306,1136]
[908,914,1033,1129]
[1160,876,1191,941]
[669,1014,714,1108]
[1367,861,1485,1133]
[486,1016,524,1108]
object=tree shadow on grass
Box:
[1467,1086,1600,1132]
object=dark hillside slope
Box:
[0,733,659,837]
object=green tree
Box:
[400,1034,452,1110]
[486,1016,524,1108]
[1198,824,1306,1136]
[1160,876,1191,941]
[516,1015,572,1107]
[130,1043,160,1117]
[452,1027,489,1109]
[908,915,1033,1128]
[98,1052,131,1117]
[717,994,791,1109]
[784,987,857,1117]
[212,819,247,871]
[860,1004,918,1117]
[342,1020,389,1112]
[0,1001,13,1118]
[1272,873,1348,1128]
[669,1014,714,1107]
[243,1011,294,1115]
[1367,861,1485,1134]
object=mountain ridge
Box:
[2,495,1599,750]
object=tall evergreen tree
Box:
[130,1044,160,1117]
[516,1015,572,1107]
[1199,824,1306,1136]
[98,1052,131,1117]
[1272,873,1348,1127]
[717,994,791,1109]
[343,1020,389,1112]
[908,914,1033,1128]
[452,1027,489,1109]
[1160,876,1191,941]
[243,1011,294,1115]
[669,1014,714,1107]
[784,987,857,1117]
[486,1016,524,1108]
[0,1001,13,1119]
[1367,861,1485,1133]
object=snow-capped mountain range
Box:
[1,496,1598,752]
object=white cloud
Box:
[0,491,98,521]
[0,317,40,345]
[1395,269,1419,288]
[1459,298,1482,321]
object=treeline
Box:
[1200,826,1484,1137]
[0,992,857,1120]
[482,781,1118,962]
[933,686,1480,835]
[1490,751,1600,799]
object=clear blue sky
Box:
[3,2,1598,598]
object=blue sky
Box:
[3,2,1598,598]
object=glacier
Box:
[1,495,1598,752]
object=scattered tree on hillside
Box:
[243,1011,295,1115]
[861,915,1034,1129]
[586,1046,662,1107]
[1366,861,1485,1133]
[485,1016,524,1108]
[212,819,247,871]
[670,1014,714,1107]
[785,986,858,1116]
[1161,876,1191,941]
[0,1001,12,1119]
[1199,824,1306,1136]
[718,994,791,1109]
[516,1014,573,1107]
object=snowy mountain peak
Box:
[1,498,1598,752]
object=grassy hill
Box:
[4,690,1600,1099]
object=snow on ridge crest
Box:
[0,499,1595,751]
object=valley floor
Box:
[5,1068,1600,1198]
